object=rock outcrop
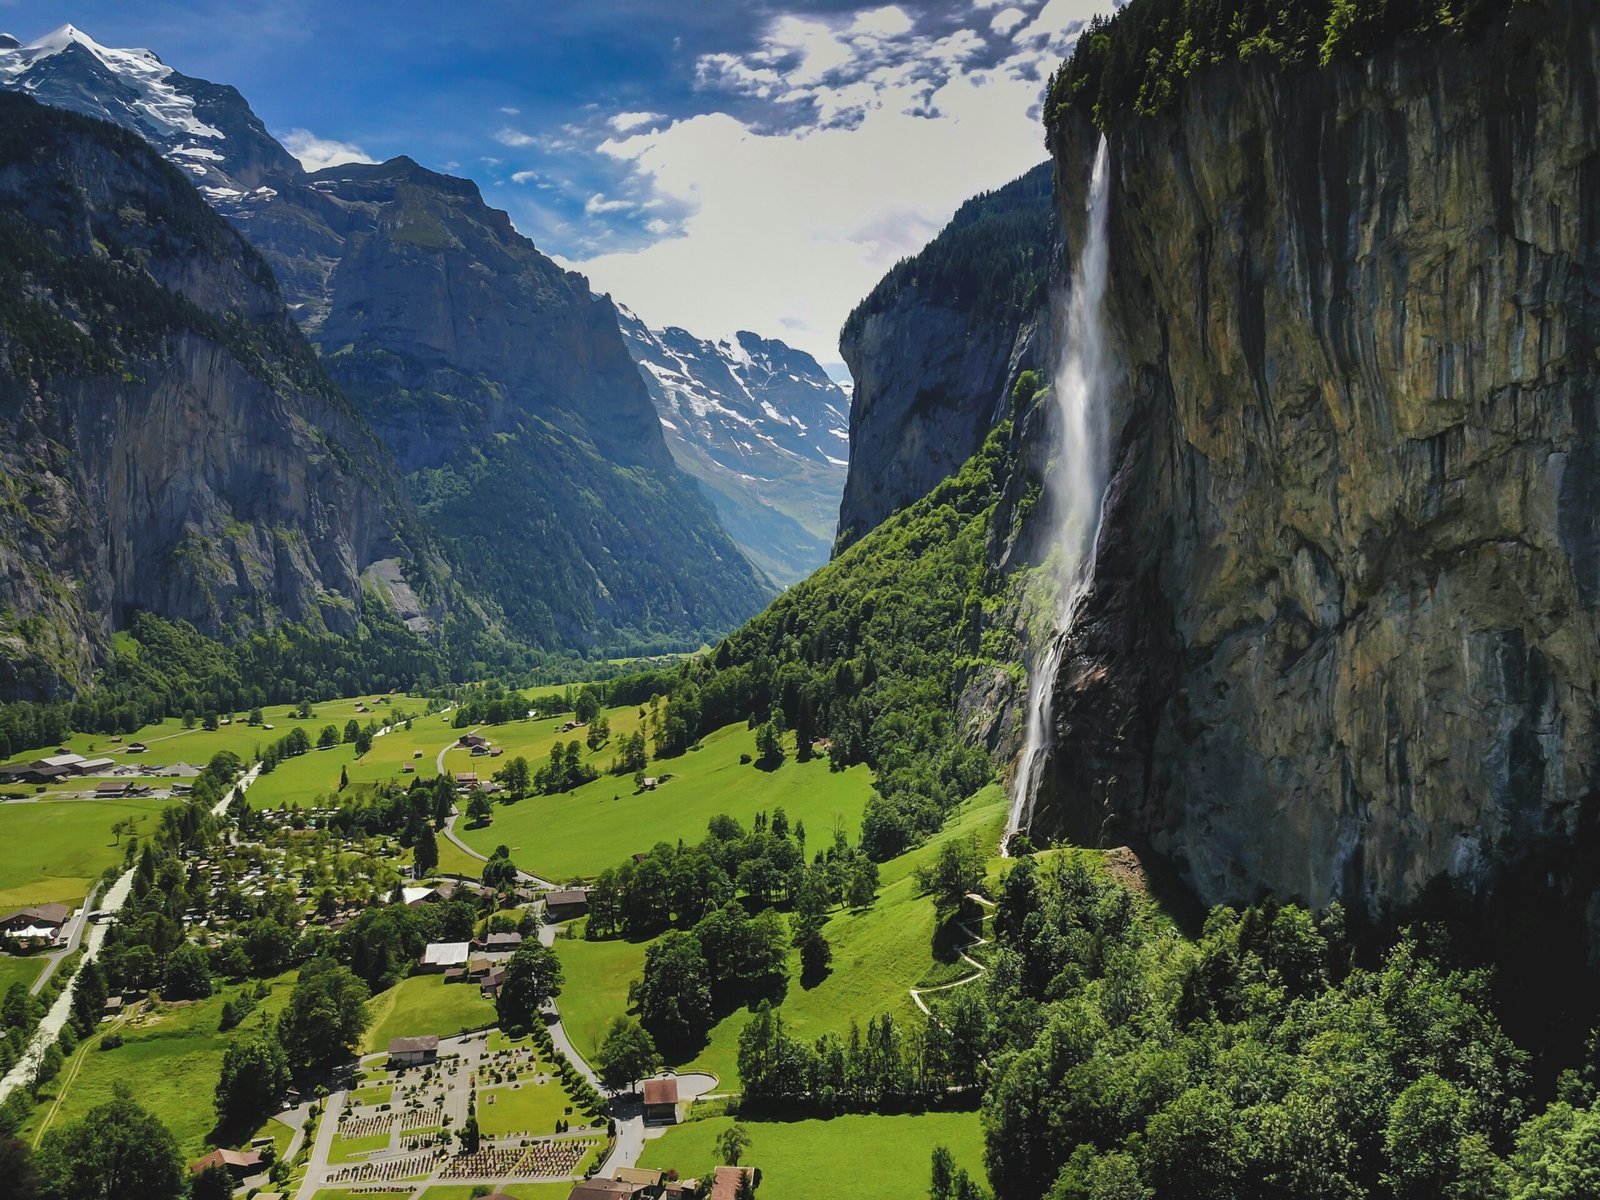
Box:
[0,95,432,698]
[836,162,1055,550]
[1029,2,1600,936]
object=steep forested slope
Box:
[0,94,439,699]
[836,162,1054,549]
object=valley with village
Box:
[10,2,1600,1199]
[0,683,1005,1200]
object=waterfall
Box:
[1004,135,1114,854]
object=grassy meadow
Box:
[459,719,876,882]
[25,971,300,1157]
[0,954,46,995]
[638,1111,986,1200]
[10,694,430,770]
[0,796,163,909]
[555,788,1009,1087]
[361,974,496,1053]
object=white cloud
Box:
[563,2,1115,361]
[280,128,376,173]
[609,110,665,133]
[989,6,1029,35]
[511,169,541,184]
[495,126,538,147]
[500,105,521,115]
[584,192,635,215]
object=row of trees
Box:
[738,1000,985,1115]
[585,810,875,941]
[1051,0,1535,124]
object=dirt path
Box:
[908,892,995,1017]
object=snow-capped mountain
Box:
[0,24,302,204]
[614,305,851,588]
[617,305,851,585]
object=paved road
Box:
[0,867,136,1103]
[27,884,102,995]
[292,1087,346,1200]
[215,762,263,816]
[435,723,556,889]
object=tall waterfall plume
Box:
[1005,135,1114,853]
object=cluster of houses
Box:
[417,930,525,997]
[459,732,505,759]
[0,751,118,785]
[0,902,71,948]
[0,748,205,793]
[568,1165,757,1200]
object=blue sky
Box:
[4,0,1113,364]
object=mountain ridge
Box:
[617,304,850,585]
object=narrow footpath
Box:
[909,892,996,1017]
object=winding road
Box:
[435,723,557,889]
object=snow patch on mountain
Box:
[616,303,851,585]
[0,25,222,141]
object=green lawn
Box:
[460,720,875,881]
[0,797,163,909]
[638,1111,987,1200]
[25,971,300,1157]
[555,789,1009,1088]
[362,974,495,1053]
[0,954,46,996]
[247,705,459,812]
[433,835,487,879]
[11,693,429,771]
[329,1128,394,1163]
[475,1077,582,1138]
[348,1083,393,1107]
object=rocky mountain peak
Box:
[616,303,850,585]
[0,23,302,197]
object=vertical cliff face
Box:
[836,162,1055,550]
[1029,2,1600,932]
[0,96,430,698]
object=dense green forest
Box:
[606,415,1023,860]
[841,162,1055,346]
[1051,0,1538,123]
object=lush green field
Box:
[12,694,429,769]
[638,1111,986,1200]
[246,704,458,811]
[0,797,163,909]
[460,719,875,881]
[361,974,495,1053]
[329,1128,394,1163]
[475,1077,580,1138]
[0,954,46,995]
[555,789,1008,1087]
[25,972,299,1156]
[433,835,487,879]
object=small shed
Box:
[387,1034,439,1067]
[642,1076,679,1124]
[545,888,590,921]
